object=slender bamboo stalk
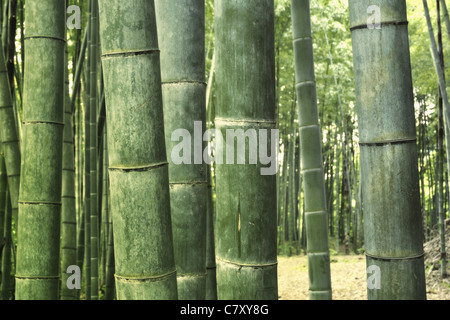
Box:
[0,153,7,299]
[89,0,99,300]
[0,34,19,232]
[84,0,92,300]
[15,0,65,299]
[424,0,448,277]
[436,0,448,277]
[1,1,7,54]
[98,0,177,299]
[205,160,217,300]
[70,20,90,113]
[215,0,278,300]
[103,127,115,300]
[350,0,426,299]
[291,0,332,300]
[6,0,15,101]
[60,23,78,300]
[334,132,341,252]
[0,188,12,300]
[205,48,217,301]
[440,0,450,41]
[75,203,85,300]
[155,0,207,300]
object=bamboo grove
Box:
[0,0,448,301]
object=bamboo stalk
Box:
[155,0,208,300]
[15,0,65,299]
[98,0,177,299]
[89,0,99,300]
[291,0,332,300]
[0,188,12,300]
[214,0,278,300]
[0,32,20,233]
[430,0,448,277]
[60,19,78,300]
[350,0,426,299]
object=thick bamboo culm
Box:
[155,0,208,300]
[214,0,278,300]
[15,0,66,300]
[98,0,177,299]
[349,0,426,300]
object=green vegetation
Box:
[0,0,448,301]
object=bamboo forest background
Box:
[0,0,448,300]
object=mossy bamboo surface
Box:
[15,0,65,300]
[155,0,207,300]
[214,0,278,300]
[98,0,177,300]
[349,0,426,300]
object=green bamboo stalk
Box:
[15,0,65,300]
[214,0,278,300]
[0,188,12,300]
[98,0,177,300]
[19,0,23,84]
[291,0,332,300]
[0,152,7,298]
[440,0,450,41]
[437,0,447,278]
[290,125,297,246]
[334,132,341,253]
[70,20,90,113]
[1,1,7,54]
[104,221,115,300]
[6,0,16,102]
[103,127,115,300]
[84,0,92,300]
[0,35,19,231]
[89,0,99,300]
[205,161,217,300]
[205,48,217,301]
[155,0,207,300]
[0,148,5,235]
[428,0,448,277]
[60,26,78,300]
[350,0,426,299]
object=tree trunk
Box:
[15,0,65,300]
[350,0,426,299]
[98,0,177,300]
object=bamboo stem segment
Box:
[349,0,426,300]
[98,0,177,300]
[214,0,278,300]
[155,0,208,300]
[15,0,66,300]
[291,0,332,300]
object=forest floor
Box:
[278,233,450,300]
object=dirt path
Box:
[277,254,450,300]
